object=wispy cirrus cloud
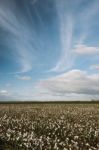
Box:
[51,0,74,72]
[0,0,99,101]
[0,0,42,74]
[51,15,74,72]
[50,0,99,73]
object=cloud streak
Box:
[51,15,74,72]
[51,0,99,73]
[0,0,43,73]
[51,0,74,72]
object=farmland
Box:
[0,103,99,150]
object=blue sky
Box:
[0,0,99,101]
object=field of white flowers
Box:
[0,103,99,150]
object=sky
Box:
[0,0,99,101]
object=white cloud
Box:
[74,44,99,55]
[17,76,32,80]
[0,90,9,96]
[34,69,99,100]
[90,64,99,70]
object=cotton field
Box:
[0,103,99,150]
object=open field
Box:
[0,103,99,150]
